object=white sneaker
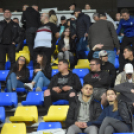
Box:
[24,83,33,91]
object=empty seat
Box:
[0,70,9,81]
[72,69,89,78]
[37,122,62,131]
[1,123,26,134]
[9,106,38,123]
[0,107,5,123]
[0,93,18,107]
[53,100,69,105]
[43,105,69,121]
[22,92,44,106]
[75,59,90,69]
[51,69,59,77]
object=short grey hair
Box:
[93,13,100,18]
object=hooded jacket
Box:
[48,71,82,92]
[84,70,110,89]
[65,94,102,127]
[21,7,40,29]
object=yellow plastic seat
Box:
[1,123,26,134]
[75,59,90,69]
[16,51,30,64]
[43,105,69,121]
[22,46,29,52]
[9,106,38,123]
[54,45,59,55]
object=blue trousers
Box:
[33,71,50,90]
[7,72,24,92]
[93,50,115,65]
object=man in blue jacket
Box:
[116,8,134,54]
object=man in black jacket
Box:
[66,83,102,134]
[72,8,91,59]
[88,44,116,87]
[0,9,20,70]
[44,59,82,111]
[119,46,134,72]
[88,13,120,65]
[21,5,40,60]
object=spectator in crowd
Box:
[34,13,59,66]
[0,8,4,13]
[114,82,134,103]
[24,53,50,91]
[115,13,121,21]
[85,4,91,10]
[13,18,19,24]
[22,4,29,11]
[0,9,20,70]
[84,58,109,104]
[6,56,29,92]
[66,83,102,134]
[88,13,120,65]
[44,59,82,111]
[93,13,100,22]
[21,5,40,61]
[115,63,134,85]
[116,8,134,57]
[49,10,58,25]
[72,8,91,59]
[58,16,67,36]
[87,89,131,134]
[119,46,134,72]
[88,44,116,87]
[58,27,75,61]
[69,3,76,11]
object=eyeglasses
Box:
[19,58,25,62]
[89,64,97,66]
[101,55,108,57]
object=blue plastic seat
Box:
[29,70,34,81]
[0,70,9,81]
[22,92,44,106]
[37,122,62,131]
[5,61,11,70]
[0,92,18,107]
[72,69,89,78]
[23,39,27,45]
[51,69,59,77]
[53,100,69,105]
[84,51,89,57]
[80,78,84,86]
[114,57,119,69]
[0,107,5,123]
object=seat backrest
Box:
[72,69,89,78]
[26,92,44,102]
[0,70,9,81]
[1,123,26,134]
[37,122,62,131]
[80,78,84,86]
[29,70,34,81]
[48,106,69,117]
[51,69,59,77]
[0,107,5,123]
[14,106,38,122]
[77,59,90,65]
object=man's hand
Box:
[116,50,120,55]
[75,122,87,128]
[62,86,71,91]
[52,87,62,93]
[84,33,88,37]
[12,42,16,45]
[72,34,76,39]
[92,44,104,51]
[131,89,134,94]
[62,48,65,51]
[16,76,19,80]
[34,69,41,73]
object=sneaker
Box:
[24,83,33,91]
[36,87,42,92]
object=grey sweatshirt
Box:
[77,93,92,122]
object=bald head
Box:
[40,13,50,24]
[32,5,38,11]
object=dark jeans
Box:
[33,47,52,66]
[25,27,37,60]
[99,117,130,134]
[0,44,15,70]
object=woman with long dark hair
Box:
[24,52,50,91]
[6,56,29,92]
[87,89,132,134]
[58,27,75,61]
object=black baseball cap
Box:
[61,16,66,20]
